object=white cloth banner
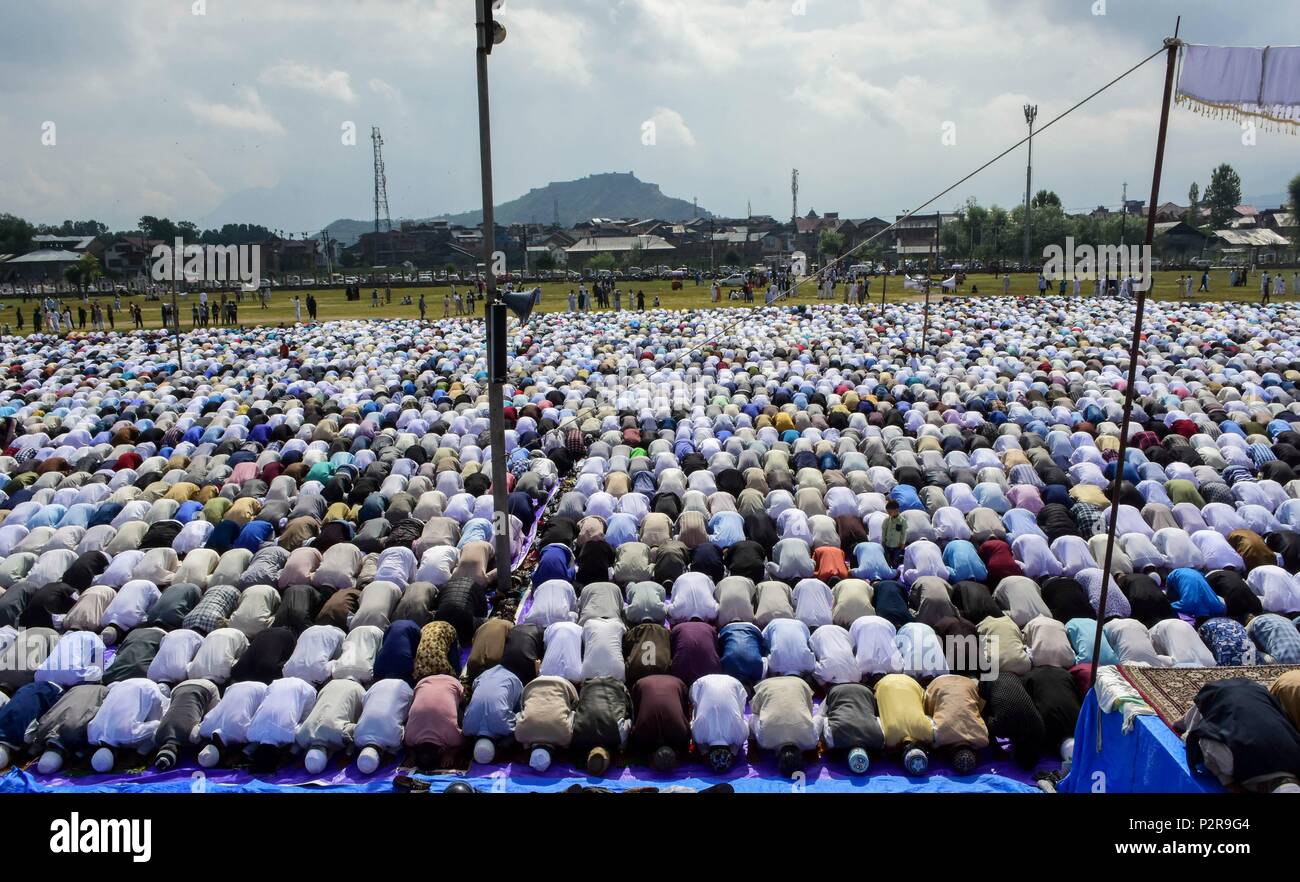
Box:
[941,275,958,290]
[1176,43,1300,127]
[903,276,927,292]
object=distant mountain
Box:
[319,218,376,247]
[435,172,710,227]
[320,172,710,245]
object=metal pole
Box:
[171,262,181,368]
[1022,105,1036,267]
[475,0,513,598]
[1089,24,1181,689]
[920,284,930,357]
[1120,181,1128,251]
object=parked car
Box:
[719,272,748,286]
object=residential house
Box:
[1154,202,1187,222]
[564,234,676,268]
[102,235,164,277]
[1212,227,1290,264]
[1260,208,1298,249]
[894,212,958,262]
[1152,221,1211,260]
[0,249,88,284]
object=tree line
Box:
[0,214,278,257]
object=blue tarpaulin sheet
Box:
[1,749,1041,794]
[1058,690,1222,794]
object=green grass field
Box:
[0,269,1290,335]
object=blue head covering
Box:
[1167,568,1227,617]
[372,620,422,684]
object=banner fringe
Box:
[1175,92,1300,133]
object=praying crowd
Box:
[2,294,1300,791]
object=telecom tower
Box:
[372,127,392,234]
[791,169,799,223]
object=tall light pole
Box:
[475,0,513,599]
[1022,103,1037,268]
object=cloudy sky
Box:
[1,0,1297,232]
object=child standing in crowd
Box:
[882,500,907,570]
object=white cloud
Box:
[793,71,900,122]
[503,7,593,85]
[187,88,285,135]
[647,107,697,147]
[260,61,356,103]
[368,78,400,101]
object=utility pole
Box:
[475,0,513,599]
[1119,181,1128,251]
[934,212,942,274]
[791,169,799,225]
[171,259,181,367]
[1022,104,1038,268]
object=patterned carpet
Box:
[1119,665,1300,728]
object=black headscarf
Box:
[230,627,297,683]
